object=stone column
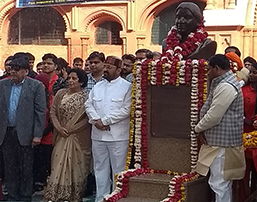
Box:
[65,34,72,64]
[136,35,146,50]
[80,35,90,59]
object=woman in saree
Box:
[44,68,91,201]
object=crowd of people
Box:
[0,49,158,202]
[0,46,257,202]
[1,1,257,202]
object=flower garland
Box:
[126,59,208,169]
[122,20,208,202]
[104,168,184,202]
[161,172,200,202]
[125,63,137,170]
[104,168,199,202]
[243,131,257,148]
[164,24,208,62]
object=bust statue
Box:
[162,2,217,60]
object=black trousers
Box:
[0,147,4,180]
[1,127,33,201]
[33,144,52,185]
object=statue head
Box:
[175,2,203,38]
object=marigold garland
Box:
[121,20,209,202]
[243,131,257,148]
[104,168,200,202]
[161,172,200,202]
[126,59,208,169]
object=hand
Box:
[197,133,207,145]
[94,119,110,131]
[32,137,41,146]
[59,127,69,137]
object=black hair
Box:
[122,54,136,63]
[135,49,150,55]
[69,68,88,88]
[26,52,35,61]
[87,51,105,62]
[243,56,256,65]
[42,53,58,65]
[252,62,257,70]
[73,57,83,64]
[209,54,230,70]
[4,56,14,64]
[56,57,69,70]
[36,62,44,67]
[10,56,30,70]
[65,66,72,74]
[13,52,29,61]
[153,51,161,58]
[224,46,241,57]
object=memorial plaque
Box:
[149,85,191,139]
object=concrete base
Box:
[118,173,212,202]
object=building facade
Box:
[0,0,256,66]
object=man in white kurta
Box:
[85,56,131,202]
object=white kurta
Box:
[85,76,132,202]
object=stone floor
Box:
[32,192,95,202]
[1,192,95,202]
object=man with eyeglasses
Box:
[0,55,46,201]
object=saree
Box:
[44,89,91,201]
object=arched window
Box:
[151,2,205,45]
[8,7,67,45]
[96,21,122,45]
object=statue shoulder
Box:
[188,38,217,60]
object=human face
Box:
[67,72,82,90]
[249,66,257,83]
[36,64,44,74]
[43,58,57,74]
[84,60,91,74]
[244,61,253,70]
[103,63,121,81]
[89,57,104,74]
[122,59,134,75]
[9,67,28,84]
[73,61,83,69]
[175,8,198,37]
[207,64,219,81]
[136,52,147,62]
[29,60,34,70]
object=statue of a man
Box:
[163,2,217,60]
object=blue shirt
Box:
[8,80,24,126]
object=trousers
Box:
[92,140,128,202]
[209,148,232,202]
[1,127,33,201]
